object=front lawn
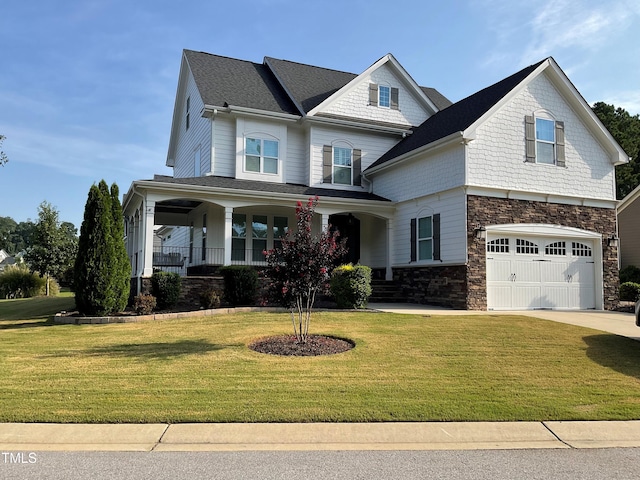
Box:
[1,302,640,423]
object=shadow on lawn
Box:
[583,334,640,380]
[82,339,243,360]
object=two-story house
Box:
[123,50,628,310]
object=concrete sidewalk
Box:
[368,303,640,341]
[2,421,640,451]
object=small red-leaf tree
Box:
[263,197,346,343]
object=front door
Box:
[329,214,360,265]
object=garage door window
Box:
[487,238,509,253]
[572,242,592,257]
[516,239,539,254]
[545,241,566,256]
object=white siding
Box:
[310,125,400,189]
[285,125,307,185]
[467,73,616,201]
[212,116,235,178]
[391,188,467,266]
[321,63,430,127]
[372,144,466,202]
[174,70,211,179]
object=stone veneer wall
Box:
[393,265,468,310]
[466,195,619,310]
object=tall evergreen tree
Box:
[74,181,117,315]
[110,183,131,312]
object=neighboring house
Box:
[0,249,24,272]
[617,183,640,270]
[124,50,628,310]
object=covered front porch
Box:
[123,176,396,292]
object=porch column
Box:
[321,213,329,231]
[142,200,155,277]
[386,217,394,280]
[224,206,233,266]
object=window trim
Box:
[332,146,353,186]
[185,96,190,131]
[417,216,433,261]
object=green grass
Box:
[1,296,640,423]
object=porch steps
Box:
[369,279,403,303]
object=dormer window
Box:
[245,137,279,174]
[369,83,399,110]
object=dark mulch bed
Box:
[249,335,355,356]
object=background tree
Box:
[25,201,77,296]
[592,102,640,199]
[0,135,7,166]
[263,197,346,343]
[74,180,129,315]
[0,217,17,253]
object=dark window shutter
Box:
[390,87,399,110]
[525,115,536,163]
[353,149,362,186]
[433,214,441,261]
[555,121,566,167]
[369,83,378,106]
[322,145,332,183]
[410,218,417,262]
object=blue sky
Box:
[1,0,639,229]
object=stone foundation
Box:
[393,264,468,310]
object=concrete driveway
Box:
[368,303,640,341]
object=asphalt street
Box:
[3,449,640,480]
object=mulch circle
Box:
[249,334,355,356]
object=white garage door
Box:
[486,235,596,310]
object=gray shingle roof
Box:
[184,50,299,115]
[368,59,547,169]
[150,175,391,202]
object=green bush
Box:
[199,288,222,309]
[0,264,39,298]
[620,265,640,284]
[34,276,60,297]
[151,271,182,310]
[620,282,640,302]
[220,266,258,306]
[330,264,372,309]
[133,294,156,315]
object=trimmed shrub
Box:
[220,266,258,306]
[151,271,182,310]
[133,294,156,315]
[619,282,640,302]
[199,288,222,309]
[620,265,640,285]
[330,264,372,309]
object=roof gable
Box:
[368,57,628,171]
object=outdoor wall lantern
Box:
[474,225,486,240]
[607,233,619,248]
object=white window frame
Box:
[379,85,391,108]
[417,216,433,261]
[333,146,353,185]
[535,117,556,165]
[244,137,279,175]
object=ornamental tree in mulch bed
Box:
[262,197,347,345]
